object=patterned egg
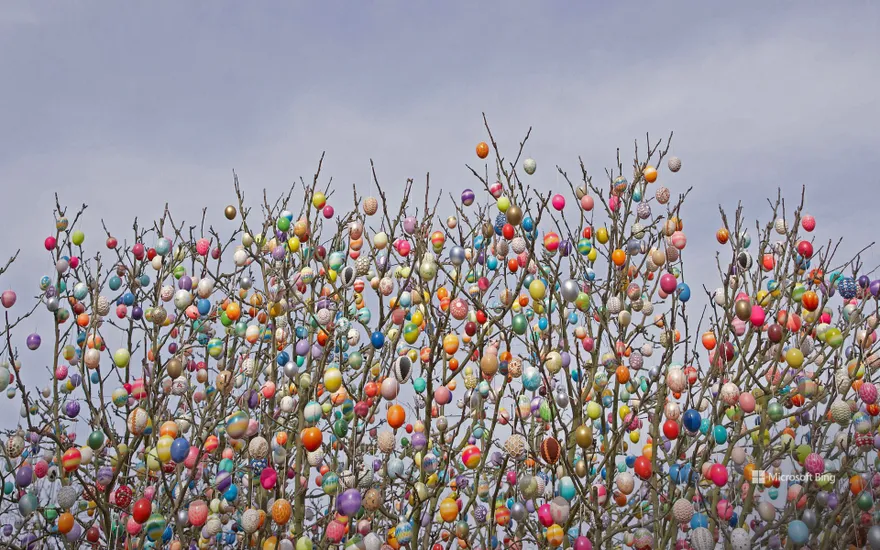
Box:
[127,408,150,436]
[462,445,481,469]
[540,437,561,464]
[226,410,249,439]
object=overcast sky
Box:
[0,2,879,413]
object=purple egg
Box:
[15,464,33,487]
[827,493,838,509]
[96,466,114,486]
[336,488,362,516]
[461,189,475,206]
[65,523,82,542]
[372,459,382,472]
[272,246,286,260]
[216,471,231,492]
[859,275,870,288]
[65,401,80,418]
[403,217,417,235]
[295,340,309,356]
[26,333,41,350]
[179,276,192,291]
[132,306,143,320]
[310,343,323,359]
[559,240,572,256]
[410,432,427,450]
[871,280,880,297]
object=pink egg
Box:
[609,195,620,211]
[433,386,452,406]
[802,215,816,232]
[537,503,553,527]
[660,273,678,294]
[1,290,16,308]
[45,236,57,250]
[126,516,142,535]
[580,195,594,211]
[750,305,766,326]
[322,205,334,219]
[260,467,278,489]
[551,194,566,210]
[739,392,756,413]
[188,500,208,527]
[710,463,728,486]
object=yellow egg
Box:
[156,435,173,463]
[529,279,546,300]
[324,368,343,393]
[596,227,609,244]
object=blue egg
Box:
[683,409,701,432]
[626,455,637,468]
[371,331,385,349]
[690,513,709,529]
[699,418,711,435]
[677,282,691,302]
[669,464,680,483]
[787,520,809,544]
[109,276,122,291]
[558,476,576,501]
[170,438,190,463]
[713,425,728,444]
[276,351,290,366]
[223,484,238,501]
[123,292,135,306]
[522,216,534,232]
[680,464,693,483]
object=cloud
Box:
[0,3,878,415]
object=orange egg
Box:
[643,166,658,183]
[387,404,406,429]
[611,249,626,266]
[301,427,323,452]
[57,512,74,534]
[226,302,241,321]
[476,142,490,159]
[801,290,819,311]
[701,332,717,350]
[716,228,730,244]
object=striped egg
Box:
[461,445,481,469]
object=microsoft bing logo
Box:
[751,470,834,484]
[751,470,777,484]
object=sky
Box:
[0,3,879,425]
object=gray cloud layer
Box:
[0,2,878,410]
